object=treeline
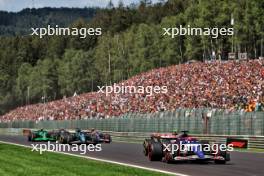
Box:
[0,0,263,115]
[0,7,98,35]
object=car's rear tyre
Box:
[29,133,36,142]
[28,134,32,141]
[148,142,163,161]
[104,134,111,143]
[215,150,227,164]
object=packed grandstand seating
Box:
[0,59,263,122]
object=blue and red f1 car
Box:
[143,131,230,164]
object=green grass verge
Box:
[0,143,170,176]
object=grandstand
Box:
[0,59,263,122]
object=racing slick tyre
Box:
[148,142,163,161]
[104,134,112,143]
[214,151,227,164]
[28,134,32,141]
[28,133,35,142]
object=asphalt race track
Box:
[0,135,264,176]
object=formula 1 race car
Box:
[27,129,57,142]
[143,131,230,164]
[58,128,111,145]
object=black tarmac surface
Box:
[0,135,264,176]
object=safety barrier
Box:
[0,128,263,149]
[0,109,263,135]
[105,131,264,149]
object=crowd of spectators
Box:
[0,59,263,122]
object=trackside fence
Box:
[0,109,263,136]
[0,128,264,149]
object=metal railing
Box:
[1,128,264,149]
[0,109,263,136]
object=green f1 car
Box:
[27,129,56,142]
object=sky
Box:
[0,0,160,12]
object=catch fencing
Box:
[0,109,263,136]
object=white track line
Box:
[0,140,189,176]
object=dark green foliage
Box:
[58,49,98,96]
[0,0,263,115]
[0,7,98,35]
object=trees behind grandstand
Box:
[0,0,263,114]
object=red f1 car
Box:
[143,131,230,164]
